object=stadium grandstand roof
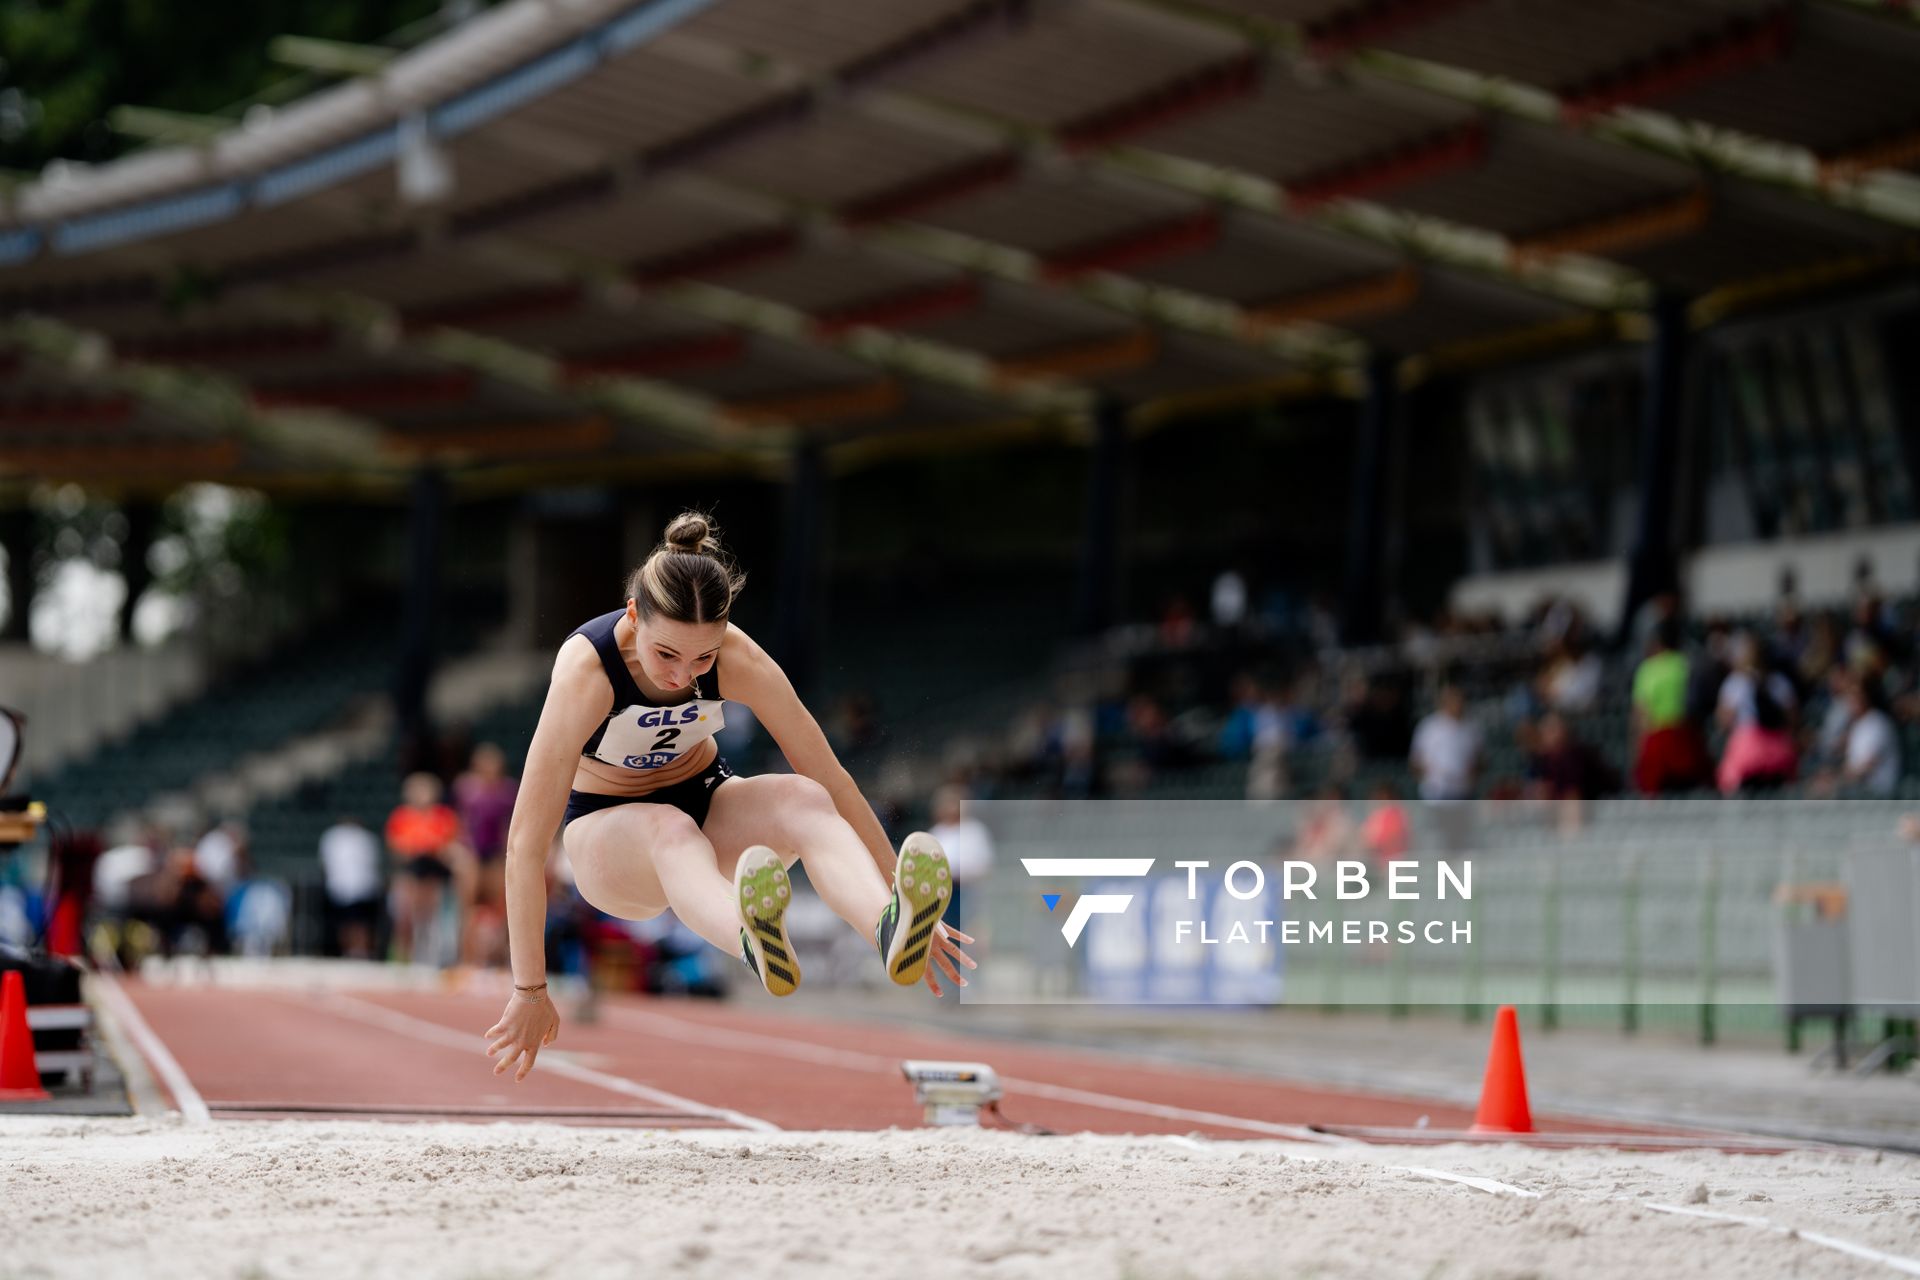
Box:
[5,0,1920,490]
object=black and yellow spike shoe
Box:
[874,831,950,987]
[735,845,799,997]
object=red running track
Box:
[111,979,1693,1141]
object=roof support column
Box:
[775,441,826,698]
[1343,353,1401,645]
[396,466,445,769]
[1,506,33,643]
[1620,293,1691,642]
[1873,308,1920,522]
[1076,397,1131,636]
[119,499,158,643]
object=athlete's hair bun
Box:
[663,511,719,556]
[626,510,743,624]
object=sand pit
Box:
[4,1117,1919,1279]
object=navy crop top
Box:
[569,609,724,766]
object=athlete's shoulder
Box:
[552,631,612,694]
[721,621,771,671]
[716,622,779,691]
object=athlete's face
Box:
[629,607,724,693]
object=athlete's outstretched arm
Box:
[719,625,899,876]
[485,639,609,1081]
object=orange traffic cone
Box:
[0,969,50,1101]
[1469,1004,1532,1134]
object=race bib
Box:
[589,700,727,770]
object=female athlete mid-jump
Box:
[485,512,975,1081]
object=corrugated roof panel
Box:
[1383,120,1696,238]
[892,282,1136,357]
[903,2,1241,129]
[490,301,720,352]
[1610,181,1912,294]
[1376,0,1771,96]
[1340,266,1573,354]
[716,247,957,313]
[1124,212,1400,302]
[1091,330,1285,402]
[1653,7,1920,155]
[697,104,999,207]
[1199,0,1359,26]
[510,48,785,154]
[1128,70,1474,186]
[294,252,536,309]
[662,335,876,399]
[911,172,1199,256]
[510,189,780,265]
[680,0,1000,76]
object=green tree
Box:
[1,0,446,171]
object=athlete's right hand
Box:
[485,990,561,1082]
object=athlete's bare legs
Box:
[563,803,742,952]
[701,774,892,937]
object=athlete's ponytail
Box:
[625,511,744,624]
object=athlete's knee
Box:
[778,774,836,817]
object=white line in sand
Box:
[314,993,779,1133]
[1641,1202,1920,1277]
[1393,1166,1541,1198]
[92,972,211,1125]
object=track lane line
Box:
[314,993,779,1133]
[92,972,210,1125]
[602,1003,1343,1142]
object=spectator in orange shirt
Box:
[386,772,463,965]
[1359,780,1410,866]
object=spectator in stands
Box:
[1835,675,1901,798]
[927,785,995,930]
[1632,617,1708,796]
[1715,632,1799,795]
[1410,684,1480,802]
[1113,693,1199,791]
[1797,611,1840,692]
[1845,590,1897,673]
[158,844,229,957]
[1158,595,1198,648]
[1276,673,1322,747]
[1526,712,1617,806]
[1812,664,1857,773]
[1358,781,1410,865]
[1210,568,1249,631]
[1246,681,1295,801]
[192,820,247,899]
[1055,704,1097,799]
[1216,673,1269,762]
[385,772,465,966]
[319,815,384,960]
[1539,635,1602,714]
[455,743,518,968]
[1293,784,1356,866]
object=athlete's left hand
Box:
[925,922,976,997]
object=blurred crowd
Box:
[82,741,524,972]
[909,562,1919,824]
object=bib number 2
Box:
[594,700,725,771]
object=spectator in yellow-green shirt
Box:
[1632,618,1708,795]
